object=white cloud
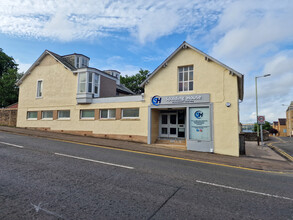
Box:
[15,59,31,73]
[0,0,229,43]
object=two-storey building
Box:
[17,42,244,156]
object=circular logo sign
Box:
[152,95,162,106]
[194,110,203,119]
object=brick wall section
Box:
[95,109,100,120]
[116,108,121,120]
[53,110,58,120]
[99,75,116,97]
[0,109,17,126]
[243,131,269,141]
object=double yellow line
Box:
[268,143,293,162]
[45,137,289,174]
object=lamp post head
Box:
[263,74,271,77]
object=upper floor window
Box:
[178,66,193,92]
[36,80,43,98]
[78,72,100,96]
[78,73,86,93]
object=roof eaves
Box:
[16,50,49,86]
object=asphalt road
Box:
[1,132,293,220]
[273,137,293,157]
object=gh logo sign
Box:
[152,95,162,106]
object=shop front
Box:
[148,94,214,152]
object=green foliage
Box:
[120,69,150,94]
[253,121,272,132]
[0,48,22,107]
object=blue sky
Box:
[1,0,292,123]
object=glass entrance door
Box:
[160,112,178,138]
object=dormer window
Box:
[75,56,89,68]
[76,56,80,68]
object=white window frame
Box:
[78,72,100,97]
[178,65,194,92]
[78,72,87,93]
[80,110,95,119]
[100,109,116,119]
[122,108,139,119]
[41,111,53,120]
[27,111,38,120]
[36,80,43,98]
[58,110,70,120]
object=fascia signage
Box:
[151,94,210,106]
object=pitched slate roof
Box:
[16,50,77,86]
[140,41,244,101]
[48,51,77,71]
[117,84,135,95]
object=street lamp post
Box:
[255,74,271,146]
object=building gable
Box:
[141,41,244,100]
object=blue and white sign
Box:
[189,107,211,141]
[151,95,162,106]
[151,94,210,106]
[194,110,203,119]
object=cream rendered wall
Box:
[144,48,240,156]
[17,54,149,138]
[17,54,78,128]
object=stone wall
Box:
[243,131,269,141]
[0,109,17,126]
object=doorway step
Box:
[154,139,187,151]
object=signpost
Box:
[257,116,265,146]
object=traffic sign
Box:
[257,115,265,124]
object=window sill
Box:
[120,118,140,121]
[36,97,43,99]
[27,118,37,120]
[80,118,95,121]
[41,118,53,121]
[99,118,116,121]
[57,118,71,121]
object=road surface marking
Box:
[0,131,289,174]
[268,143,293,162]
[46,138,289,174]
[196,180,293,201]
[54,152,134,170]
[0,141,24,148]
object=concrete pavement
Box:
[0,126,292,172]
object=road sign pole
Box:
[260,124,264,146]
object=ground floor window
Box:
[122,108,139,118]
[58,110,70,119]
[42,111,53,119]
[80,110,95,119]
[100,109,116,119]
[27,111,38,119]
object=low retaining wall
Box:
[243,131,269,141]
[0,109,17,127]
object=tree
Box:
[120,69,150,94]
[253,121,272,132]
[0,48,21,107]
